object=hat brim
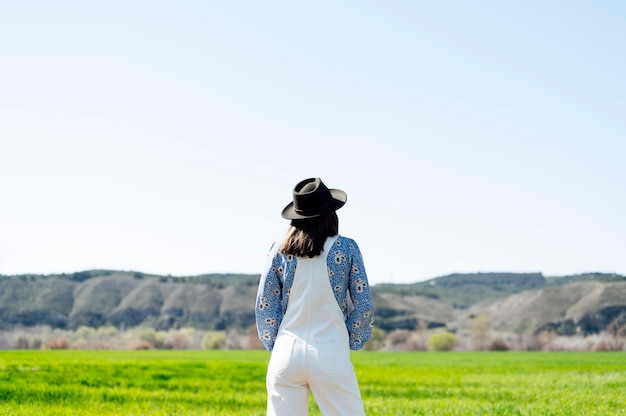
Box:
[281,189,347,220]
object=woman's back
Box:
[278,235,347,345]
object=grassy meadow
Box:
[0,350,625,415]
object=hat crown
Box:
[300,181,318,193]
[292,178,331,215]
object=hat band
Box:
[293,199,334,216]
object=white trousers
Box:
[266,334,365,416]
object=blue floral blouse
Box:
[255,235,374,352]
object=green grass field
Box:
[1,350,625,415]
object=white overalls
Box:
[266,236,365,416]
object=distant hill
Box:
[1,270,625,335]
[373,272,547,308]
[465,280,626,335]
[0,270,258,330]
[372,272,626,308]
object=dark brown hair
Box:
[278,211,339,257]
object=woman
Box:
[255,177,374,416]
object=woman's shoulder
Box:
[267,240,297,262]
[267,241,280,255]
[266,241,284,262]
[334,235,361,252]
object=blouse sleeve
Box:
[255,244,283,352]
[345,240,375,350]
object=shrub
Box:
[406,332,429,351]
[31,338,42,350]
[80,340,112,350]
[593,335,625,352]
[96,326,119,338]
[14,337,29,349]
[202,331,227,350]
[137,329,167,349]
[385,329,429,351]
[75,325,96,341]
[534,330,557,351]
[387,329,411,350]
[43,337,70,350]
[488,339,510,351]
[521,333,543,351]
[225,329,245,349]
[129,340,153,350]
[246,325,265,350]
[165,332,189,349]
[363,328,386,351]
[470,314,489,350]
[428,332,457,351]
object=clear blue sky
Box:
[1,1,625,285]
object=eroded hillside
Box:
[1,270,624,336]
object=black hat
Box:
[281,178,347,220]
